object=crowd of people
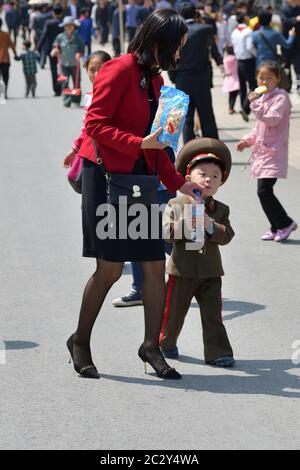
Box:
[0,2,299,380]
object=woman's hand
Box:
[178,181,205,201]
[236,140,247,152]
[63,150,76,168]
[140,127,167,150]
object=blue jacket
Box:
[253,26,294,66]
[78,17,94,45]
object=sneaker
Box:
[274,221,298,242]
[261,230,276,241]
[112,290,143,307]
[206,356,236,368]
[162,347,179,359]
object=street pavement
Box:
[1,41,300,450]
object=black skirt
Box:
[81,159,165,262]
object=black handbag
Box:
[92,139,159,205]
[259,32,292,92]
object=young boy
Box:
[160,138,235,367]
[16,40,38,97]
[52,16,84,107]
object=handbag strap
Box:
[259,31,284,65]
[92,138,110,180]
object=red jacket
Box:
[78,53,185,193]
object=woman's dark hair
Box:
[128,9,188,82]
[0,18,2,29]
[84,50,112,68]
[258,10,272,26]
[256,61,281,79]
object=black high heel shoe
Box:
[66,334,100,379]
[138,344,182,380]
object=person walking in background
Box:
[125,0,138,42]
[37,4,64,97]
[20,0,30,40]
[280,0,300,93]
[78,8,94,58]
[0,17,17,99]
[15,39,38,98]
[253,9,295,68]
[137,0,155,28]
[5,2,21,46]
[236,61,297,242]
[96,0,110,46]
[65,0,81,19]
[31,3,52,68]
[112,2,125,57]
[169,3,219,142]
[231,12,256,121]
[222,44,240,114]
[52,16,84,107]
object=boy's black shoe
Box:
[206,356,235,368]
[161,347,179,359]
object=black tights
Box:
[257,178,293,232]
[73,259,167,368]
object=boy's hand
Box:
[50,48,58,58]
[204,213,213,231]
[75,52,81,62]
[236,140,247,152]
[63,150,76,168]
[248,91,259,103]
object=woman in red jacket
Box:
[67,9,203,380]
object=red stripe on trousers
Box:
[159,275,175,344]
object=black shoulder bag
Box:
[92,138,160,206]
[259,31,291,92]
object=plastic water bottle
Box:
[185,189,205,251]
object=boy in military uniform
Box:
[160,138,235,367]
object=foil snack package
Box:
[151,86,190,151]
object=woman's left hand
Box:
[178,181,205,201]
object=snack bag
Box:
[151,86,190,151]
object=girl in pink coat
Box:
[222,45,240,114]
[236,61,297,242]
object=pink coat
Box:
[242,87,291,179]
[222,55,240,93]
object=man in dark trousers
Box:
[169,3,219,143]
[37,4,63,96]
[280,0,300,93]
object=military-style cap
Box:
[176,137,232,184]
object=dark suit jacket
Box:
[37,18,63,53]
[65,5,82,19]
[169,22,216,83]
